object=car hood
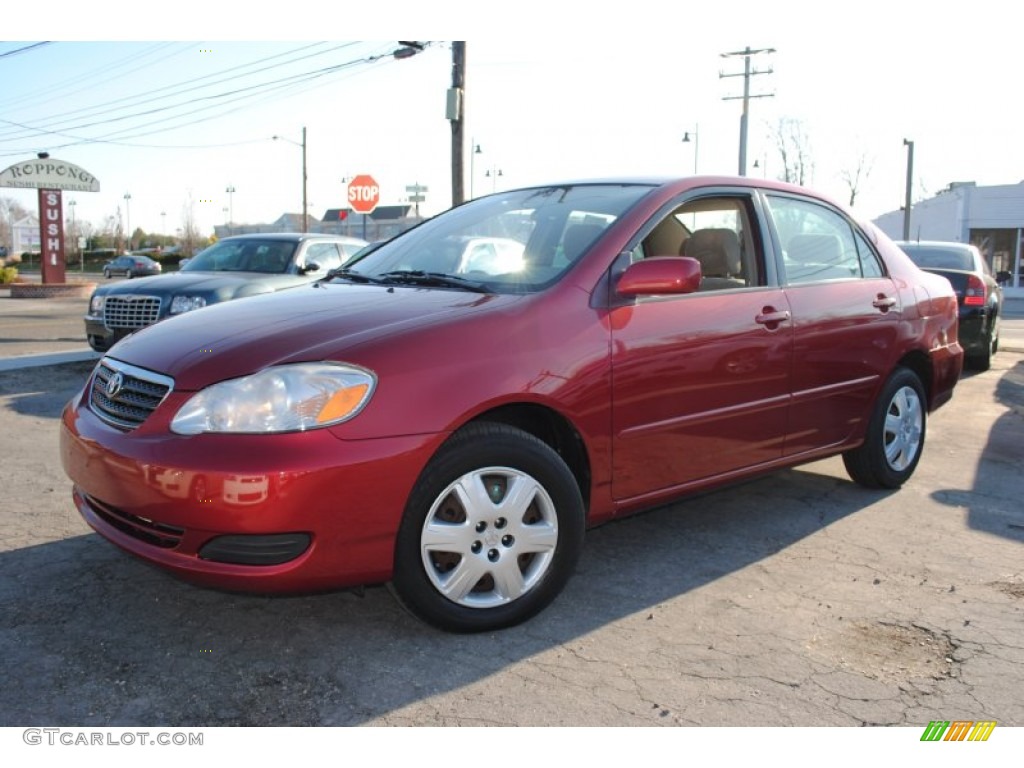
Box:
[107,282,522,390]
[92,271,308,298]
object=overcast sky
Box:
[2,1,1020,238]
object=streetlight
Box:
[161,210,167,235]
[470,140,482,198]
[485,167,503,193]
[273,127,308,233]
[682,126,699,174]
[225,185,236,235]
[123,192,132,251]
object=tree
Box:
[772,118,814,186]
[839,149,874,208]
[179,194,203,256]
[0,195,31,253]
[90,214,119,251]
[114,207,125,253]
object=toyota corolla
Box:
[60,177,963,633]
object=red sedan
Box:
[61,177,963,632]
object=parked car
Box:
[101,253,163,279]
[895,240,1002,370]
[61,177,963,633]
[84,233,368,351]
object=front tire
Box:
[392,422,585,633]
[102,269,110,279]
[843,367,926,489]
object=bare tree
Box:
[772,118,814,186]
[839,150,875,208]
[115,207,125,253]
[0,195,31,254]
[179,194,203,256]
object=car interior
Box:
[638,197,758,290]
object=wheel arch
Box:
[894,349,933,408]
[458,403,592,513]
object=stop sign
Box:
[348,174,380,214]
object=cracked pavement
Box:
[0,353,1021,727]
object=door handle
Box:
[755,308,791,327]
[872,295,896,311]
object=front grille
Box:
[89,358,174,430]
[87,495,184,549]
[104,295,161,329]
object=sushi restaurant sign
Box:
[0,158,100,192]
[0,157,101,284]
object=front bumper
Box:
[60,392,442,593]
[84,315,130,352]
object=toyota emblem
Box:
[106,372,125,398]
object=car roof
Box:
[895,240,976,251]
[218,232,367,244]
[485,175,849,211]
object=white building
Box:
[873,181,1024,298]
[11,214,40,255]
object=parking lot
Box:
[0,291,1022,727]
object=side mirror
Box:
[616,256,702,296]
[299,262,322,275]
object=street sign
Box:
[348,174,380,215]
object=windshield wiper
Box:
[378,270,490,293]
[321,267,391,285]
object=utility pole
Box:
[448,42,466,206]
[902,139,914,241]
[301,126,308,233]
[721,46,775,176]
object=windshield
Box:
[340,183,654,293]
[183,239,298,274]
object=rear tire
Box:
[103,269,110,279]
[967,315,998,372]
[125,269,133,279]
[392,422,585,633]
[843,367,926,489]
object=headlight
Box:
[170,363,376,435]
[89,295,104,314]
[170,295,207,314]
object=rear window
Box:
[184,239,298,274]
[900,245,974,271]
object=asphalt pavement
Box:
[0,282,1022,729]
[1,346,1021,727]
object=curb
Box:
[0,349,100,373]
[8,282,96,299]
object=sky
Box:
[2,0,1022,242]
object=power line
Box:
[0,43,188,114]
[0,42,53,60]
[0,42,362,140]
[0,42,432,155]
